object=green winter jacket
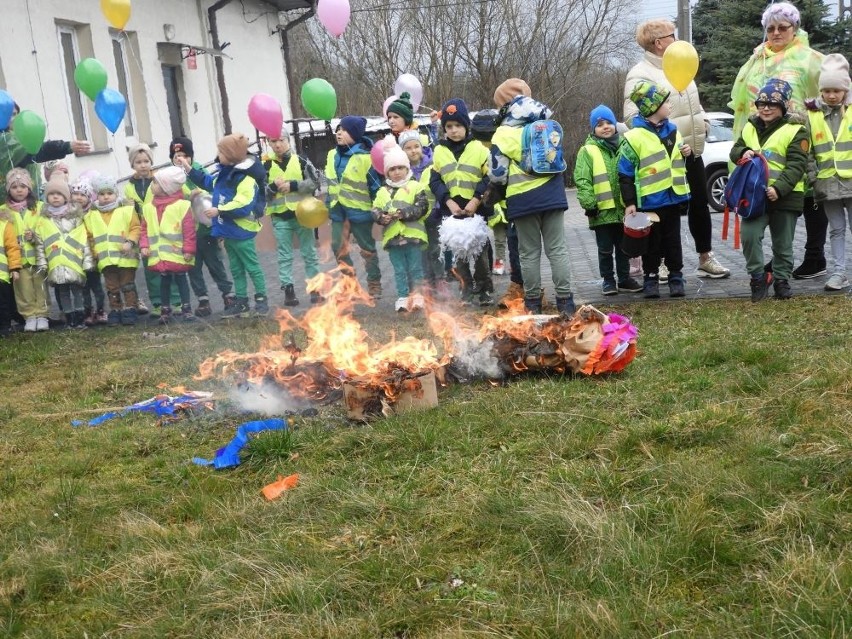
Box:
[731,113,808,215]
[573,134,624,228]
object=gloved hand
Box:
[584,208,599,218]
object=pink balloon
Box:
[393,74,423,111]
[370,139,385,175]
[382,94,398,118]
[317,0,351,37]
[78,169,100,182]
[247,93,283,139]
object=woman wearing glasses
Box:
[730,2,826,279]
[623,19,732,284]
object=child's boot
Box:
[107,309,122,326]
[555,294,576,315]
[64,312,75,329]
[222,297,247,319]
[95,308,109,325]
[195,297,212,317]
[282,284,299,307]
[524,296,542,314]
[773,278,792,300]
[180,304,197,322]
[254,294,269,316]
[643,275,660,299]
[222,293,237,311]
[668,272,685,298]
[120,307,138,326]
[83,307,95,326]
[158,306,172,325]
[310,291,324,304]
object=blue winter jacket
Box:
[329,138,383,225]
[189,157,261,240]
[617,115,691,211]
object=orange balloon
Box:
[662,41,699,92]
[101,0,131,30]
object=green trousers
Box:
[224,237,267,298]
[514,209,572,298]
[271,215,320,287]
[143,260,181,308]
[331,220,381,284]
[741,211,797,281]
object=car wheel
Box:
[706,167,728,213]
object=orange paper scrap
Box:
[262,473,300,501]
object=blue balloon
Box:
[94,88,126,134]
[0,89,14,130]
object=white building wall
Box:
[0,0,293,179]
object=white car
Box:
[701,111,734,212]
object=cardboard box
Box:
[343,371,438,421]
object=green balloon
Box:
[301,78,337,121]
[12,111,46,155]
[74,58,108,101]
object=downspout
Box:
[208,0,234,134]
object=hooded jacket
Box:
[188,157,262,240]
[326,137,383,225]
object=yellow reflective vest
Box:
[743,122,806,192]
[124,180,153,208]
[491,126,551,198]
[0,217,14,283]
[2,203,42,266]
[373,181,428,248]
[808,108,852,179]
[85,205,140,269]
[623,127,688,204]
[266,155,304,215]
[325,150,373,211]
[33,216,89,278]
[432,141,489,200]
[583,143,616,210]
[142,200,195,268]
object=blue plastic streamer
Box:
[71,393,215,427]
[192,418,288,469]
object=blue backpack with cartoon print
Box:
[520,120,567,175]
[725,154,769,220]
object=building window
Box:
[162,64,187,139]
[57,26,89,140]
[111,35,135,137]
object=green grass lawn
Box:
[1,298,849,638]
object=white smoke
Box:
[229,380,306,416]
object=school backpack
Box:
[520,120,567,175]
[722,154,769,249]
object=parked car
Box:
[701,111,734,212]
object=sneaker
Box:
[148,305,161,320]
[180,304,197,322]
[36,317,49,332]
[222,297,249,319]
[658,264,669,284]
[395,296,410,312]
[750,272,773,303]
[120,308,138,326]
[697,253,731,279]
[643,276,660,299]
[195,298,212,317]
[493,259,505,275]
[617,277,643,293]
[158,307,173,325]
[136,300,149,315]
[601,279,618,296]
[95,309,109,325]
[824,273,849,291]
[669,277,686,298]
[479,290,494,306]
[24,317,37,332]
[368,281,382,299]
[282,283,299,307]
[773,278,793,300]
[410,293,425,310]
[107,310,121,326]
[309,291,324,305]
[223,293,237,310]
[83,309,95,327]
[792,259,827,279]
[254,295,269,317]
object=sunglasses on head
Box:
[766,24,793,34]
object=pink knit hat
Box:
[154,166,187,196]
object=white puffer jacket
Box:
[35,205,93,285]
[623,51,708,156]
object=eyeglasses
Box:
[656,33,676,41]
[755,102,780,110]
[766,24,793,34]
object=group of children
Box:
[573,52,852,303]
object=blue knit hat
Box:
[589,104,617,130]
[337,115,367,141]
[440,98,471,131]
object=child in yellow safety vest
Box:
[140,166,197,324]
[574,105,643,297]
[0,191,22,337]
[372,140,430,312]
[2,168,48,331]
[70,177,108,326]
[430,98,493,306]
[805,54,852,292]
[619,80,692,299]
[32,175,92,328]
[731,79,808,302]
[87,175,142,326]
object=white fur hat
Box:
[819,53,851,92]
[383,135,409,171]
[154,165,187,196]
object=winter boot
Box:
[223,293,237,311]
[310,291,324,304]
[668,273,686,298]
[107,310,121,326]
[750,272,772,303]
[643,275,660,299]
[83,307,95,326]
[95,308,109,325]
[773,278,793,300]
[180,304,198,322]
[254,294,270,316]
[195,297,212,317]
[120,307,138,326]
[282,284,299,307]
[524,296,542,314]
[555,294,576,316]
[158,306,173,325]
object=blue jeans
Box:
[593,222,630,283]
[387,243,424,297]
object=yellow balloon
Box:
[101,0,131,30]
[662,41,699,92]
[295,196,329,229]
